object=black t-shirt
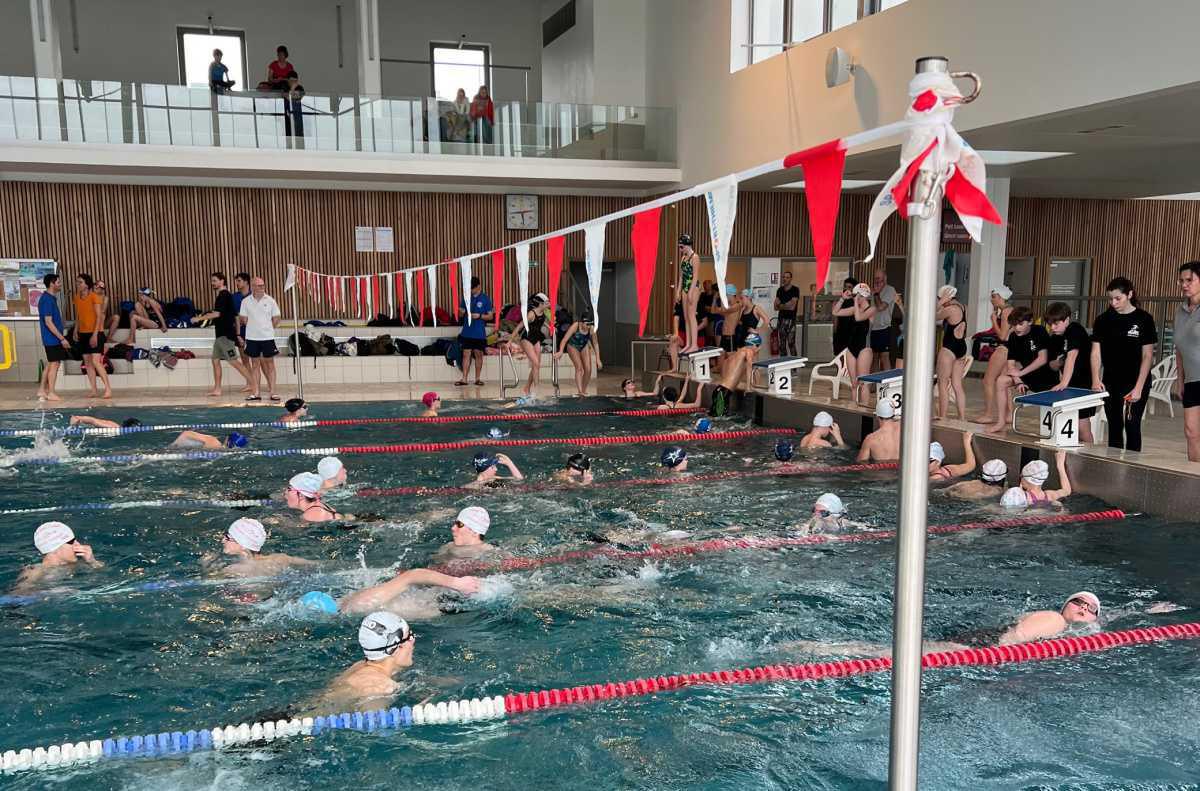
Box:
[833,297,856,345]
[1006,324,1052,369]
[698,291,714,315]
[1051,321,1094,389]
[1091,307,1157,388]
[214,289,237,340]
[775,285,800,319]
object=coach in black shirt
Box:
[1089,277,1157,452]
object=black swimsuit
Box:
[941,307,967,359]
[523,313,547,346]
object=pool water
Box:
[1,398,1198,790]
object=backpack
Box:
[709,385,733,418]
[422,338,452,357]
[335,341,357,356]
[444,338,463,370]
[108,343,134,361]
[394,338,420,356]
[354,338,372,357]
[367,334,395,356]
[163,297,196,326]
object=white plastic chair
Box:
[808,349,852,400]
[1148,356,1177,417]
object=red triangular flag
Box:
[415,268,427,326]
[395,271,406,324]
[545,236,565,321]
[783,139,847,293]
[891,139,937,221]
[630,208,661,336]
[491,249,505,330]
[372,275,381,320]
[448,260,460,320]
[360,276,369,320]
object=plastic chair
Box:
[808,349,851,400]
[1148,356,1177,417]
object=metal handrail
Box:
[498,343,520,399]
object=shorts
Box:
[720,336,736,353]
[44,343,68,363]
[73,332,106,357]
[869,328,892,353]
[245,339,278,358]
[213,336,239,362]
[1184,381,1200,409]
[1079,406,1097,419]
[1019,371,1057,393]
[460,335,487,352]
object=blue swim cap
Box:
[299,591,338,614]
[694,417,712,434]
[725,283,737,296]
[473,452,498,472]
[774,439,795,462]
[226,432,248,448]
[661,446,687,468]
[744,333,763,348]
[487,426,510,439]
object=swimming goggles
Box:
[362,620,415,655]
[1068,597,1098,616]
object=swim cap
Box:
[34,521,74,554]
[456,506,490,535]
[744,333,763,348]
[1021,460,1050,486]
[678,234,693,247]
[929,441,946,463]
[661,446,687,468]
[937,285,957,300]
[694,417,712,434]
[422,391,439,408]
[227,517,266,552]
[815,493,845,516]
[226,432,248,449]
[741,288,753,297]
[813,411,834,428]
[992,285,1013,301]
[621,378,635,390]
[532,292,549,306]
[487,426,510,439]
[473,452,498,473]
[299,591,338,614]
[317,456,344,482]
[122,418,142,428]
[725,284,737,296]
[138,287,154,296]
[580,310,594,324]
[289,472,322,498]
[981,459,1008,484]
[358,611,412,660]
[1000,487,1029,508]
[567,453,591,472]
[284,397,306,414]
[774,439,795,462]
[875,400,896,420]
[852,283,872,299]
[1064,591,1100,616]
[661,386,679,404]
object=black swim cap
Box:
[661,387,678,404]
[678,234,693,247]
[122,418,142,428]
[567,453,591,472]
[285,397,306,413]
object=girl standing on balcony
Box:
[470,86,495,144]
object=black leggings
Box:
[777,315,797,356]
[1103,379,1151,452]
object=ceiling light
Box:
[777,180,884,190]
[976,150,1072,166]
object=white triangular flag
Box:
[459,256,473,327]
[515,243,531,333]
[284,264,297,292]
[584,221,606,333]
[704,174,739,308]
[403,271,414,326]
[385,273,394,317]
[426,265,438,327]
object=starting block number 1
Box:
[693,357,711,381]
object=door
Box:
[1048,258,1091,321]
[568,260,618,353]
[1004,257,1036,309]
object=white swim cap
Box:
[929,441,946,463]
[227,517,266,552]
[1021,460,1050,486]
[317,456,344,482]
[34,521,74,555]
[815,493,845,516]
[981,459,1008,483]
[937,285,957,300]
[358,611,412,660]
[813,411,834,428]
[1064,591,1101,616]
[288,472,322,497]
[1000,487,1029,508]
[991,285,1013,301]
[456,506,490,535]
[875,400,896,420]
[852,283,872,299]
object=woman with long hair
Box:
[934,285,969,419]
[517,292,551,396]
[970,286,1014,423]
[675,234,702,353]
[469,85,495,144]
[1089,277,1157,452]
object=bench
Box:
[1012,387,1109,448]
[752,356,808,395]
[679,347,723,382]
[857,368,906,414]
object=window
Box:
[734,0,911,70]
[430,44,489,101]
[750,0,785,64]
[177,28,246,89]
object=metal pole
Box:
[291,278,304,400]
[887,54,948,791]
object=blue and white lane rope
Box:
[0,697,508,772]
[0,421,316,438]
[5,447,342,466]
[0,498,272,517]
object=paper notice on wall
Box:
[4,278,19,300]
[354,226,375,253]
[18,262,38,284]
[28,289,43,310]
[374,227,395,253]
[0,260,17,273]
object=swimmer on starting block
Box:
[286,471,355,522]
[420,391,441,417]
[317,456,347,492]
[999,451,1071,508]
[799,411,845,450]
[170,430,248,450]
[11,521,103,594]
[69,415,141,430]
[940,458,1009,500]
[928,432,977,482]
[433,506,500,562]
[279,398,307,423]
[553,453,594,485]
[306,611,417,714]
[202,517,316,578]
[856,400,901,462]
[467,452,524,489]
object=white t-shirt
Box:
[870,284,898,331]
[239,293,281,341]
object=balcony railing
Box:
[0,76,676,164]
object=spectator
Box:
[195,272,254,398]
[470,85,494,144]
[934,285,968,420]
[36,274,69,402]
[697,280,715,346]
[263,45,293,91]
[830,276,859,368]
[209,48,235,93]
[445,88,471,143]
[233,272,252,371]
[1177,261,1200,461]
[970,286,1015,424]
[457,276,493,386]
[983,306,1055,435]
[774,271,800,356]
[128,287,167,344]
[71,273,112,399]
[869,269,898,371]
[238,276,283,402]
[1044,301,1096,444]
[1089,277,1157,453]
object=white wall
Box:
[379,0,542,102]
[540,0,593,104]
[0,2,35,77]
[592,0,646,107]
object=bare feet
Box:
[984,422,1006,435]
[206,389,222,397]
[45,392,62,402]
[239,385,253,393]
[101,390,113,400]
[86,390,99,398]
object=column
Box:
[355,0,382,97]
[966,177,1010,334]
[29,0,63,79]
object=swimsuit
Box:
[522,313,547,346]
[931,467,954,479]
[1025,488,1049,504]
[848,317,869,356]
[303,501,337,520]
[941,307,967,359]
[679,256,694,292]
[568,330,591,351]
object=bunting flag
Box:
[415,268,427,325]
[584,221,606,333]
[545,235,565,321]
[448,260,460,320]
[360,276,370,321]
[385,273,395,317]
[284,264,297,292]
[704,174,738,308]
[340,277,347,315]
[459,257,473,325]
[515,243,531,333]
[426,265,438,326]
[782,139,848,293]
[372,275,381,319]
[394,271,405,324]
[403,271,414,325]
[630,207,662,336]
[491,250,505,330]
[311,270,321,305]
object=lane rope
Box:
[0,498,271,517]
[0,408,703,438]
[6,429,796,467]
[5,619,1195,773]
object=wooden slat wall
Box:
[2,182,1197,335]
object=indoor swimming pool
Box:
[0,398,1197,790]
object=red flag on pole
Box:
[630,207,662,336]
[545,235,565,321]
[415,267,427,325]
[491,249,505,330]
[448,260,460,320]
[783,138,848,293]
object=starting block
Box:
[752,356,808,395]
[1012,387,1108,447]
[857,368,905,414]
[680,347,722,382]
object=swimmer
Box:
[795,493,867,535]
[286,471,354,522]
[661,445,689,473]
[657,373,703,411]
[69,415,142,430]
[170,430,248,450]
[714,332,764,391]
[928,432,977,482]
[1001,451,1072,507]
[307,612,416,714]
[279,397,307,423]
[420,391,441,417]
[335,568,482,617]
[317,456,347,492]
[620,377,659,399]
[798,411,845,449]
[856,400,901,462]
[202,517,316,578]
[553,452,594,485]
[12,521,103,593]
[467,452,524,489]
[433,506,498,561]
[672,417,712,436]
[940,458,1008,500]
[486,426,510,440]
[771,438,796,466]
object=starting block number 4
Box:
[1041,409,1079,447]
